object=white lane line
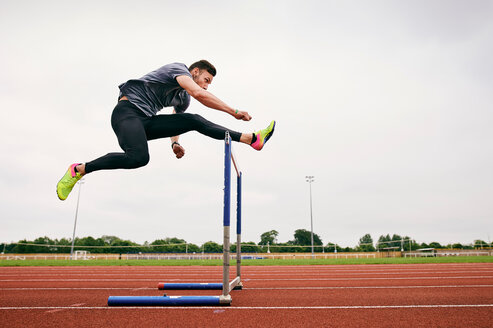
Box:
[246,285,493,290]
[1,269,492,276]
[2,270,492,277]
[0,274,225,277]
[0,279,195,282]
[0,264,490,272]
[1,276,493,282]
[1,285,492,291]
[0,287,154,290]
[255,276,493,281]
[0,304,492,310]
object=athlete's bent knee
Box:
[127,152,150,169]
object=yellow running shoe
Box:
[56,163,82,200]
[251,120,276,151]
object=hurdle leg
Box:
[223,132,232,299]
[236,172,243,289]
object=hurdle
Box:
[108,131,242,306]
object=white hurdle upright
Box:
[108,131,242,306]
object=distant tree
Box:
[101,235,120,245]
[78,236,100,246]
[56,238,71,253]
[11,239,35,253]
[3,242,16,253]
[202,241,222,253]
[390,234,403,249]
[150,238,188,253]
[231,242,260,253]
[400,236,415,251]
[165,237,187,252]
[411,240,421,251]
[74,236,106,253]
[186,244,201,253]
[151,239,168,246]
[357,234,375,252]
[429,242,443,249]
[284,240,306,253]
[377,234,391,250]
[269,242,297,253]
[324,243,343,253]
[420,243,430,249]
[168,237,186,244]
[474,240,488,249]
[259,230,279,245]
[292,229,322,246]
[452,243,463,249]
[32,237,56,253]
[109,238,140,254]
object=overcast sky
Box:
[1,0,492,248]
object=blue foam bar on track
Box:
[158,283,223,290]
[107,296,223,306]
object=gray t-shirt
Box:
[118,63,192,116]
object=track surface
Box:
[1,263,492,327]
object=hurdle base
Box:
[107,295,231,307]
[229,277,242,292]
[219,294,232,305]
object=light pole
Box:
[70,178,84,260]
[305,176,315,258]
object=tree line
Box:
[1,230,491,254]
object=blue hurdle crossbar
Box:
[158,283,242,290]
[108,132,242,307]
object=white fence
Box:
[405,251,492,257]
[0,252,378,261]
[3,251,491,261]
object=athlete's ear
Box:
[190,67,200,75]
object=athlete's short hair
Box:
[189,60,216,77]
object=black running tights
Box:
[84,100,242,173]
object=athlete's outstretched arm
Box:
[176,75,251,121]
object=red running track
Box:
[0,263,492,327]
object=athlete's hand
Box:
[234,110,252,121]
[172,143,185,159]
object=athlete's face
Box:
[191,68,213,90]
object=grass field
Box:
[1,256,492,266]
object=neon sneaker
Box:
[56,163,83,200]
[251,120,276,151]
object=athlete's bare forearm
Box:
[176,75,251,121]
[193,89,234,114]
[194,90,252,121]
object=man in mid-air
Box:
[57,60,275,200]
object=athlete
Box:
[57,60,275,200]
